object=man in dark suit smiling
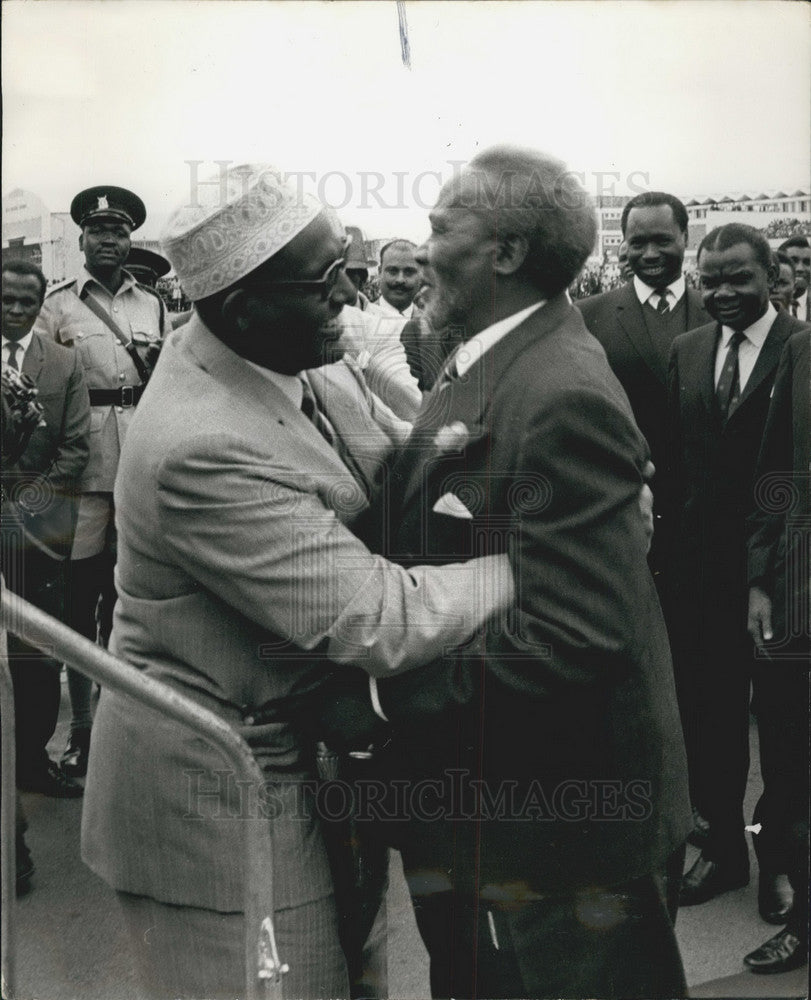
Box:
[577,192,710,587]
[669,224,809,915]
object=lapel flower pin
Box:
[433,420,470,453]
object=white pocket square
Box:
[432,492,474,519]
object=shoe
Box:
[16,838,34,897]
[758,873,794,925]
[679,855,749,906]
[686,808,710,848]
[744,928,807,973]
[60,727,91,778]
[18,759,84,798]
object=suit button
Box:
[244,715,255,726]
[116,406,123,413]
[112,306,118,313]
[119,373,125,380]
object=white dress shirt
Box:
[449,300,546,377]
[633,274,686,312]
[377,297,416,320]
[714,303,777,392]
[2,330,34,369]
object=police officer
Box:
[33,186,169,777]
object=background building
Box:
[2,188,164,284]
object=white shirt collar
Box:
[633,273,686,306]
[452,301,546,378]
[2,330,35,360]
[377,297,414,319]
[245,359,304,408]
[720,302,777,348]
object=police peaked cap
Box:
[126,246,171,279]
[71,186,147,231]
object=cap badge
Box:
[96,195,109,211]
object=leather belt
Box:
[88,385,144,408]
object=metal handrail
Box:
[0,588,288,1000]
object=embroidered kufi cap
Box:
[160,163,323,301]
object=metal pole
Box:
[0,590,287,1000]
[1,618,18,1000]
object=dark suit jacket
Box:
[371,295,692,893]
[668,311,804,651]
[577,283,710,566]
[2,332,90,559]
[746,329,811,643]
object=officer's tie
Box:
[716,330,745,423]
[655,289,670,314]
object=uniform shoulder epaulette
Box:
[44,277,77,297]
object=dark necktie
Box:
[6,342,21,370]
[299,377,336,446]
[655,290,670,314]
[716,330,745,422]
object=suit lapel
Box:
[183,316,354,483]
[21,332,45,385]
[731,311,791,416]
[696,324,722,416]
[614,284,664,382]
[399,295,573,511]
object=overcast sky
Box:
[3,0,809,242]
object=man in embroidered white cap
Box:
[80,162,513,1000]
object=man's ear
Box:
[765,260,779,291]
[221,288,251,333]
[493,235,529,276]
[78,233,84,252]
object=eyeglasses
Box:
[259,235,351,301]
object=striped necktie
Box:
[716,330,745,422]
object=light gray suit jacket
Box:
[81,314,506,913]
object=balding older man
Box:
[365,146,692,998]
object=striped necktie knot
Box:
[716,330,746,422]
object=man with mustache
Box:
[377,238,421,318]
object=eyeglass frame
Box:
[254,235,352,301]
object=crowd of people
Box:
[1,147,809,999]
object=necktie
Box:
[299,377,335,446]
[716,330,745,422]
[655,290,670,314]
[6,342,21,370]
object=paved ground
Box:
[6,682,807,999]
